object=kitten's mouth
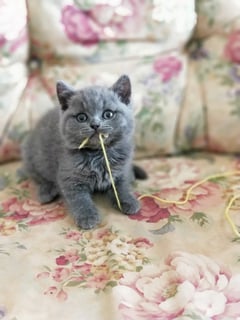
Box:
[78,134,109,149]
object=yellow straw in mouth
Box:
[78,134,122,210]
[79,137,89,149]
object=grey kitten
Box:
[22,75,145,229]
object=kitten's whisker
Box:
[102,125,113,129]
[80,129,92,135]
[101,126,113,132]
[80,128,91,132]
[79,137,89,149]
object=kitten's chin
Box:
[86,134,109,149]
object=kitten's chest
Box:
[89,155,121,191]
[77,149,127,191]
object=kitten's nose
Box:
[90,123,100,131]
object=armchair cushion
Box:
[0,0,196,162]
[0,0,29,162]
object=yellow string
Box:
[79,137,240,237]
[79,137,89,149]
[99,133,122,211]
[139,170,240,238]
[78,134,122,210]
[224,195,240,237]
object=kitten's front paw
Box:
[117,195,140,215]
[76,213,100,230]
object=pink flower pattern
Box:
[36,227,152,300]
[61,1,142,45]
[61,5,100,45]
[130,196,170,223]
[43,286,67,302]
[0,0,28,56]
[0,182,66,234]
[0,35,6,48]
[158,181,222,217]
[224,30,240,64]
[1,156,240,317]
[116,251,240,319]
[90,0,142,36]
[1,0,240,317]
[52,267,71,283]
[64,229,82,241]
[131,181,222,223]
[2,197,66,226]
[153,56,182,82]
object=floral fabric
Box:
[2,2,240,319]
[27,0,195,62]
[183,32,240,153]
[0,0,29,64]
[0,51,188,161]
[1,153,240,319]
[0,0,29,164]
[195,0,240,38]
[0,0,197,162]
[1,0,240,160]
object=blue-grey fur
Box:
[21,75,141,229]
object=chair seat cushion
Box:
[1,153,240,319]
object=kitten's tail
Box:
[133,164,148,180]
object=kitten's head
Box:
[56,75,134,150]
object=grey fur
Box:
[21,75,140,229]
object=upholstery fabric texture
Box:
[1,154,240,320]
[1,0,240,319]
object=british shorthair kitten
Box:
[22,75,146,229]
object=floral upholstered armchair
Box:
[1,1,240,319]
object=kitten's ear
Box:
[56,80,75,111]
[111,75,131,105]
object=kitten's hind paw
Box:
[76,213,100,230]
[38,183,59,204]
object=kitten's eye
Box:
[76,113,88,122]
[102,110,114,120]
